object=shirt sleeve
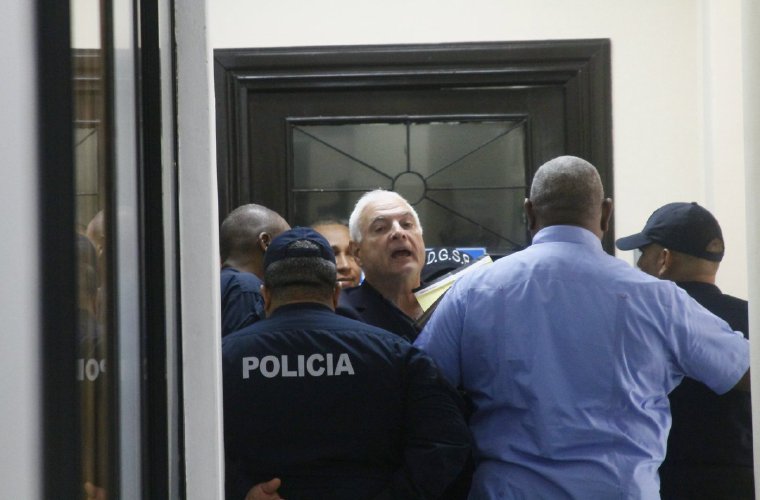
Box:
[373,347,472,499]
[221,281,265,337]
[413,283,466,387]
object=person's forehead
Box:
[314,223,348,236]
[641,242,664,251]
[313,224,350,245]
[362,199,414,223]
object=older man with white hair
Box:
[339,189,427,342]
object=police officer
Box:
[222,227,471,500]
[219,203,290,336]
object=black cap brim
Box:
[615,232,653,251]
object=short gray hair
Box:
[529,156,604,225]
[348,190,422,243]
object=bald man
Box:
[415,156,749,498]
[219,203,290,337]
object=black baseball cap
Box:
[263,227,336,270]
[615,202,724,261]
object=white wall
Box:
[0,1,41,499]
[742,0,760,489]
[71,0,101,48]
[209,0,748,298]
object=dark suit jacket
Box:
[337,281,420,342]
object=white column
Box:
[0,1,41,499]
[702,0,748,298]
[176,0,225,497]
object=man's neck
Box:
[663,271,716,284]
[223,258,263,280]
[366,274,423,320]
[268,298,334,316]
[660,262,716,284]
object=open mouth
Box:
[391,249,413,259]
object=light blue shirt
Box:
[415,225,749,499]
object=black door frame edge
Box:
[36,0,80,497]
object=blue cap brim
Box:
[615,232,653,251]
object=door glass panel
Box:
[419,121,527,188]
[73,2,112,498]
[292,127,396,190]
[294,123,408,182]
[291,119,529,255]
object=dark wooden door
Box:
[215,40,614,252]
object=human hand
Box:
[244,477,284,500]
[84,481,107,500]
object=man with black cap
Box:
[222,227,471,500]
[617,202,752,500]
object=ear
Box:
[352,241,363,267]
[331,284,341,310]
[261,284,273,316]
[258,232,272,253]
[524,199,537,232]
[658,248,673,278]
[600,198,613,233]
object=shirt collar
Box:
[676,281,722,296]
[531,225,604,252]
[360,281,418,320]
[269,302,334,318]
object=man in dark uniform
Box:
[222,227,471,500]
[219,203,289,336]
[339,190,426,341]
[617,201,752,499]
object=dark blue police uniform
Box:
[222,302,471,500]
[338,281,420,342]
[659,281,752,499]
[220,267,265,337]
